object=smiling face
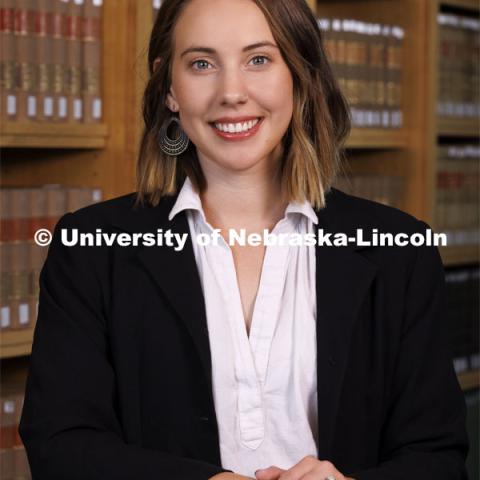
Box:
[166,0,294,177]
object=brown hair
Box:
[136,0,351,209]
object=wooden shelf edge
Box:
[458,369,480,391]
[440,245,480,266]
[0,122,109,149]
[437,117,480,137]
[0,328,34,359]
[440,0,479,11]
[346,128,409,149]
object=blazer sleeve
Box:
[19,213,229,480]
[350,222,469,480]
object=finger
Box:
[278,456,318,480]
[255,466,285,480]
[299,461,345,480]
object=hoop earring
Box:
[158,116,190,156]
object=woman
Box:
[20,0,468,479]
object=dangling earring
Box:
[158,116,189,156]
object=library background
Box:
[0,0,479,478]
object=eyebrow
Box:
[180,41,279,58]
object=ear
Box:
[153,57,162,73]
[166,87,179,113]
[153,56,179,113]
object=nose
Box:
[218,66,249,106]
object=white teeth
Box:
[214,118,260,133]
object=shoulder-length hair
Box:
[136,0,351,209]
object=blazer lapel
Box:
[110,194,214,395]
[137,215,214,393]
[314,195,377,459]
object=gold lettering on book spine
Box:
[1,62,15,90]
[66,67,81,95]
[18,63,35,92]
[30,269,41,298]
[53,65,64,94]
[84,68,99,95]
[11,271,29,300]
[38,64,52,93]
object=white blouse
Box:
[168,177,319,478]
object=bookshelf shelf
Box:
[441,0,479,11]
[346,129,409,149]
[440,245,480,266]
[458,369,480,391]
[437,117,479,137]
[0,122,109,149]
[0,329,34,359]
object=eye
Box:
[249,55,270,66]
[190,59,212,70]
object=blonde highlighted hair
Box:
[136,0,351,209]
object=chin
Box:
[217,154,271,172]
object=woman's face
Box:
[167,0,294,176]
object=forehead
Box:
[173,0,275,50]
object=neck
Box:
[198,154,288,232]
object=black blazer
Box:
[19,187,468,480]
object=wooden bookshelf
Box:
[425,0,480,266]
[0,0,137,201]
[346,129,409,149]
[441,0,479,10]
[0,122,109,149]
[0,329,34,359]
[437,117,480,137]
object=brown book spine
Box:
[28,188,48,329]
[435,145,447,234]
[13,394,30,479]
[390,26,404,128]
[15,0,37,121]
[8,189,30,329]
[369,22,384,128]
[44,184,67,232]
[380,24,391,128]
[0,0,16,121]
[66,0,83,122]
[356,20,369,128]
[0,396,16,446]
[82,0,102,123]
[36,0,55,121]
[52,0,69,121]
[0,189,11,331]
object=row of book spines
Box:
[435,150,479,239]
[0,185,102,229]
[0,186,102,331]
[438,15,480,118]
[318,18,403,128]
[0,392,31,480]
[333,174,404,210]
[0,0,102,123]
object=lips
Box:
[210,117,264,141]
